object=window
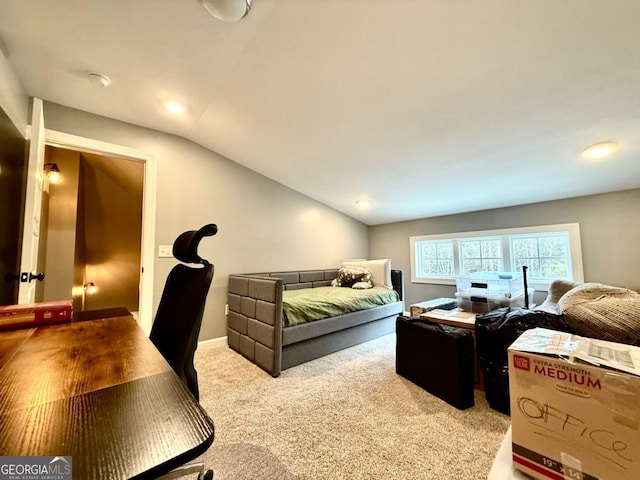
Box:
[410,224,584,289]
[418,240,455,277]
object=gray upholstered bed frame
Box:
[227,269,404,376]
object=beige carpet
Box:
[191,334,510,480]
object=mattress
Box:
[282,286,400,327]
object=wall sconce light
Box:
[199,0,251,22]
[84,282,97,295]
[43,163,62,184]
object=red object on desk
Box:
[0,300,72,330]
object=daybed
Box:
[227,265,404,376]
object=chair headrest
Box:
[172,224,218,265]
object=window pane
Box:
[482,258,501,271]
[481,240,501,258]
[438,259,454,275]
[437,242,453,258]
[460,241,480,258]
[539,237,567,258]
[461,258,482,274]
[422,243,436,258]
[515,258,540,277]
[417,240,454,277]
[512,238,537,258]
[540,258,568,278]
[421,260,434,274]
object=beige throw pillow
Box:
[547,279,582,304]
[536,279,582,313]
[341,259,393,289]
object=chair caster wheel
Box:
[197,470,214,480]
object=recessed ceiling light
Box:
[355,199,370,208]
[164,101,186,114]
[582,141,618,160]
[87,71,111,87]
[199,0,251,22]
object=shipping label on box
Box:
[508,328,640,480]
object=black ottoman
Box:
[396,316,475,410]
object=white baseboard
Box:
[199,336,227,348]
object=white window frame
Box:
[410,223,584,290]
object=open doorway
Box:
[43,145,144,315]
[5,102,157,332]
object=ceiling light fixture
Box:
[582,141,618,160]
[355,199,370,208]
[165,101,186,114]
[199,0,251,22]
[87,71,111,87]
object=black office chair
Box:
[150,223,218,401]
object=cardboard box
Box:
[508,328,640,480]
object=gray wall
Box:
[43,102,369,340]
[0,47,28,134]
[369,189,640,310]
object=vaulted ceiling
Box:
[2,0,639,225]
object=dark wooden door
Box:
[0,107,27,306]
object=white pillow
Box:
[341,259,393,289]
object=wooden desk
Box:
[419,308,483,389]
[0,312,215,479]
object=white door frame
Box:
[44,129,157,334]
[18,98,46,304]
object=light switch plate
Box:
[158,245,173,257]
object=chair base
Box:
[155,462,214,479]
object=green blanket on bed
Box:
[282,286,400,327]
